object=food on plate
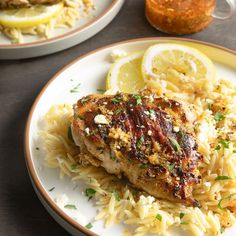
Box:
[0,0,94,43]
[0,0,61,9]
[145,0,215,34]
[41,44,236,236]
[71,90,202,206]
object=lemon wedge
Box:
[106,52,145,93]
[142,44,216,92]
[0,3,63,28]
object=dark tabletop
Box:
[0,0,235,235]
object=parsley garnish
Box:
[180,222,188,225]
[85,223,93,229]
[114,108,124,115]
[85,188,96,200]
[96,88,106,93]
[110,153,116,161]
[112,97,123,104]
[113,190,121,201]
[86,130,98,137]
[220,226,225,234]
[207,103,212,110]
[155,213,162,222]
[215,145,221,150]
[48,187,55,192]
[70,83,81,93]
[179,212,185,219]
[71,164,78,170]
[68,126,73,141]
[64,204,77,210]
[139,163,149,169]
[218,193,236,211]
[133,94,142,105]
[214,112,225,122]
[233,150,236,153]
[136,136,144,149]
[168,163,175,172]
[219,139,230,149]
[169,137,181,152]
[215,176,232,181]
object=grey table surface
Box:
[0,0,235,235]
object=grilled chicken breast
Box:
[0,0,61,9]
[72,90,202,206]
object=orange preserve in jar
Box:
[146,0,216,34]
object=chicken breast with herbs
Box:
[71,90,202,206]
[0,0,61,9]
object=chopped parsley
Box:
[114,108,124,115]
[218,193,236,211]
[133,94,142,105]
[168,163,175,172]
[86,129,98,137]
[139,163,149,169]
[85,188,96,200]
[149,109,155,117]
[155,213,162,222]
[68,126,73,141]
[207,103,212,110]
[64,204,77,210]
[85,223,93,229]
[113,190,121,201]
[71,164,78,170]
[169,137,181,153]
[214,112,226,122]
[48,187,55,192]
[96,88,106,93]
[70,83,81,93]
[219,139,230,149]
[136,136,145,149]
[220,226,225,234]
[112,97,123,104]
[233,150,236,153]
[179,212,185,219]
[110,153,116,161]
[215,145,221,150]
[180,222,188,225]
[215,176,232,181]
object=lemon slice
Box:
[142,44,216,92]
[106,51,145,93]
[0,3,63,28]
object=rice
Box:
[0,0,94,44]
[40,77,236,235]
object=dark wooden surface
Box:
[0,0,235,235]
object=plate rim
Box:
[24,37,236,236]
[0,0,121,48]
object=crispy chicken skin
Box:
[0,0,61,9]
[72,90,202,206]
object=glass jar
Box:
[145,0,236,35]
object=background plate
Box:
[0,0,124,59]
[25,38,236,236]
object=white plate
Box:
[0,0,124,59]
[25,38,236,236]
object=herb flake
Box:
[169,137,181,152]
[113,190,121,201]
[155,213,162,222]
[218,193,236,211]
[215,176,232,181]
[112,97,123,104]
[214,112,225,122]
[139,163,149,169]
[70,83,81,93]
[85,188,96,200]
[48,187,55,192]
[136,136,144,149]
[133,94,142,105]
[96,88,106,93]
[114,108,124,115]
[68,126,73,141]
[179,212,185,219]
[64,204,77,210]
[85,223,93,229]
[219,139,230,149]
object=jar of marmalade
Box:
[146,0,236,35]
